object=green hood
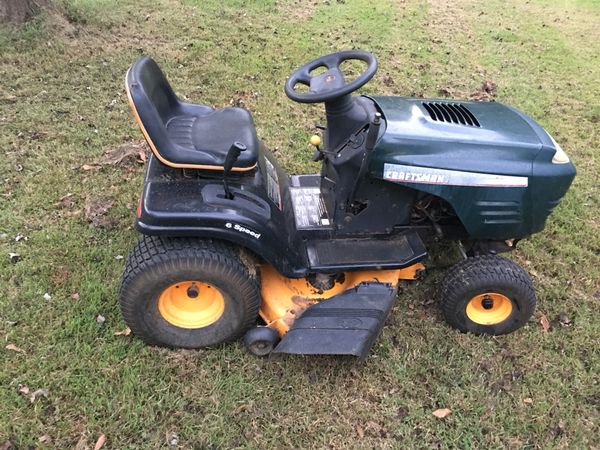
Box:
[368,96,576,239]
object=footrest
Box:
[272,283,397,358]
[306,231,426,271]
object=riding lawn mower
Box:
[118,50,575,358]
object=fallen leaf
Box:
[523,397,533,404]
[233,402,252,414]
[481,79,497,94]
[74,435,88,450]
[470,80,497,102]
[38,434,52,444]
[96,141,149,168]
[84,196,116,229]
[93,434,107,450]
[1,94,17,104]
[166,432,178,448]
[432,408,451,418]
[553,419,567,437]
[365,421,386,437]
[558,313,572,327]
[539,314,551,332]
[114,327,131,336]
[56,193,77,209]
[71,292,80,300]
[382,74,395,86]
[5,344,25,354]
[355,424,365,438]
[29,388,49,403]
[82,164,102,171]
[470,91,492,102]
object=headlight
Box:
[548,133,570,164]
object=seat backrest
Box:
[126,56,186,166]
[126,56,179,124]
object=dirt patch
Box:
[278,0,319,21]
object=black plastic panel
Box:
[306,231,426,270]
[273,283,397,358]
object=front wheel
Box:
[118,236,260,348]
[439,255,536,335]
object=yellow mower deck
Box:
[259,263,424,337]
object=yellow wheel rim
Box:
[466,293,513,325]
[158,281,225,329]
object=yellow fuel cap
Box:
[310,135,321,146]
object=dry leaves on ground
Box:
[470,80,497,101]
[114,327,131,336]
[84,195,116,228]
[83,141,148,170]
[355,424,365,438]
[5,344,25,354]
[539,314,551,332]
[432,408,452,418]
[56,193,82,217]
[93,434,107,450]
[38,435,52,444]
[558,313,572,327]
[56,193,77,209]
[17,383,49,403]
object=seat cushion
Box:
[165,107,259,168]
[125,56,258,171]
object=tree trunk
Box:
[0,0,50,24]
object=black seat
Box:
[125,56,258,171]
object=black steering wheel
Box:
[284,50,378,104]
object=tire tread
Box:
[118,235,260,347]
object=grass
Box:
[1,0,599,448]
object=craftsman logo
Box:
[383,163,528,187]
[225,222,261,239]
[389,171,447,184]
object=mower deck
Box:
[273,283,398,358]
[259,263,423,357]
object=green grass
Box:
[1,0,599,448]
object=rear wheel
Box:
[118,236,260,348]
[439,255,536,335]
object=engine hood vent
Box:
[422,101,481,127]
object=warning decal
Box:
[290,187,330,229]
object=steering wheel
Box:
[284,50,378,104]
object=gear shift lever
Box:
[223,142,247,200]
